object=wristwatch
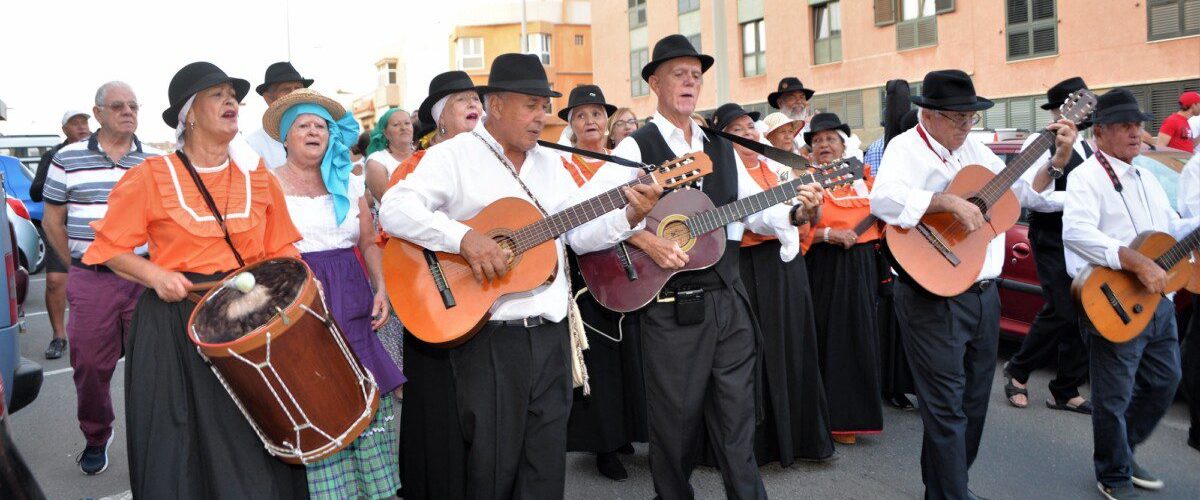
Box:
[1047,160,1064,179]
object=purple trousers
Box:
[66,265,143,447]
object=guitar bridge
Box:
[915,223,961,266]
[423,249,456,309]
[617,242,638,282]
[1100,283,1131,325]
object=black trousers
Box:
[894,280,1000,500]
[448,320,572,500]
[1186,301,1200,445]
[1006,218,1088,401]
[640,284,766,500]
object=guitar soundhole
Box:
[492,234,519,267]
[967,196,989,215]
[661,220,692,247]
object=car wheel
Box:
[32,240,44,274]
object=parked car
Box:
[990,141,1197,339]
[0,380,46,498]
[0,155,41,223]
[6,200,42,274]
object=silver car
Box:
[6,205,42,274]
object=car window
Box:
[1133,155,1181,212]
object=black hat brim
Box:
[804,123,852,145]
[162,74,251,128]
[418,85,481,124]
[476,85,562,99]
[557,102,617,122]
[255,78,314,96]
[1091,109,1155,125]
[640,53,715,82]
[767,88,816,109]
[910,95,994,112]
[717,110,761,131]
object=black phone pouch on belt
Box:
[674,286,706,326]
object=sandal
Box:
[1046,397,1093,415]
[1004,378,1028,408]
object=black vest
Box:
[630,124,742,288]
[1027,140,1092,229]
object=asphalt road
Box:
[8,275,1200,499]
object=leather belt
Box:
[487,316,548,328]
[966,279,994,294]
[71,258,114,274]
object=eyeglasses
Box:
[936,111,981,129]
[613,118,638,127]
[102,101,140,112]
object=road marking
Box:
[31,277,45,283]
[45,358,124,377]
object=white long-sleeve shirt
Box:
[1017,133,1092,213]
[245,128,287,169]
[1178,151,1200,218]
[870,123,1051,281]
[1063,151,1200,278]
[378,120,640,322]
[609,111,800,261]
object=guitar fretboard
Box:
[509,174,654,254]
[683,161,858,236]
[1155,225,1200,271]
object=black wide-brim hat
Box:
[1042,77,1087,110]
[909,69,994,112]
[1091,88,1154,125]
[418,70,480,123]
[803,112,852,145]
[255,61,314,96]
[709,102,760,131]
[557,84,617,121]
[162,61,251,128]
[476,53,562,98]
[640,34,714,82]
[768,77,816,109]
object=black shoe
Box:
[967,489,989,500]
[887,394,915,411]
[44,338,67,360]
[1188,435,1200,453]
[77,433,112,475]
[616,442,635,455]
[596,451,628,481]
[1097,482,1140,499]
[1129,460,1163,490]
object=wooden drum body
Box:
[187,258,379,464]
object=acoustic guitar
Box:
[577,158,865,312]
[383,153,713,346]
[883,89,1097,297]
[1073,228,1200,343]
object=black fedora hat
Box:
[418,70,479,123]
[640,34,714,82]
[476,53,562,98]
[557,85,617,121]
[768,77,816,109]
[909,70,994,112]
[255,61,314,96]
[803,112,852,145]
[1042,77,1087,110]
[162,62,250,128]
[709,102,760,131]
[1091,88,1154,125]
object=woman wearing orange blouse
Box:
[82,63,307,498]
[802,113,884,445]
[711,103,836,464]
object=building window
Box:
[1148,0,1200,41]
[679,0,700,13]
[1126,79,1200,134]
[811,89,865,129]
[457,37,484,70]
[981,95,1050,131]
[679,0,702,52]
[378,61,397,86]
[526,33,551,65]
[574,34,585,45]
[1007,0,1057,60]
[741,19,766,77]
[631,48,650,97]
[629,0,647,29]
[877,0,952,25]
[813,1,842,65]
[897,0,939,50]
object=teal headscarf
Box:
[279,103,361,225]
[365,107,401,157]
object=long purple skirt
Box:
[302,247,406,393]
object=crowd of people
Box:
[30,31,1200,500]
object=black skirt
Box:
[566,251,649,453]
[125,286,308,499]
[739,239,835,464]
[806,242,884,435]
[398,331,468,500]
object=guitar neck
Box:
[1154,225,1200,270]
[977,129,1055,208]
[510,174,652,254]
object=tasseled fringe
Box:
[569,288,591,396]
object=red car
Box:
[988,140,1196,339]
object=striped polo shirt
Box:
[43,133,161,258]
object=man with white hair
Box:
[43,81,160,475]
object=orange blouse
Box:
[802,165,880,252]
[377,149,429,246]
[741,159,783,248]
[83,153,301,274]
[561,153,607,187]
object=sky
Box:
[0,0,474,143]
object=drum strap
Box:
[176,151,246,268]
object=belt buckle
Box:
[523,316,538,328]
[656,290,676,303]
[976,279,993,292]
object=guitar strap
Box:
[472,132,592,395]
[1095,150,1155,235]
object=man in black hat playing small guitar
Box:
[246,61,314,168]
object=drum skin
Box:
[187,258,380,464]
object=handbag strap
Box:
[175,151,245,267]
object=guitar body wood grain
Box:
[1073,231,1191,343]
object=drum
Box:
[187,257,379,464]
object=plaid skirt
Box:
[306,394,400,499]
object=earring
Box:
[439,126,447,136]
[188,121,195,128]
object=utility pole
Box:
[520,0,528,53]
[712,0,730,106]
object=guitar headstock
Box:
[1059,89,1099,125]
[653,152,713,189]
[810,158,866,189]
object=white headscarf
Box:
[175,93,261,172]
